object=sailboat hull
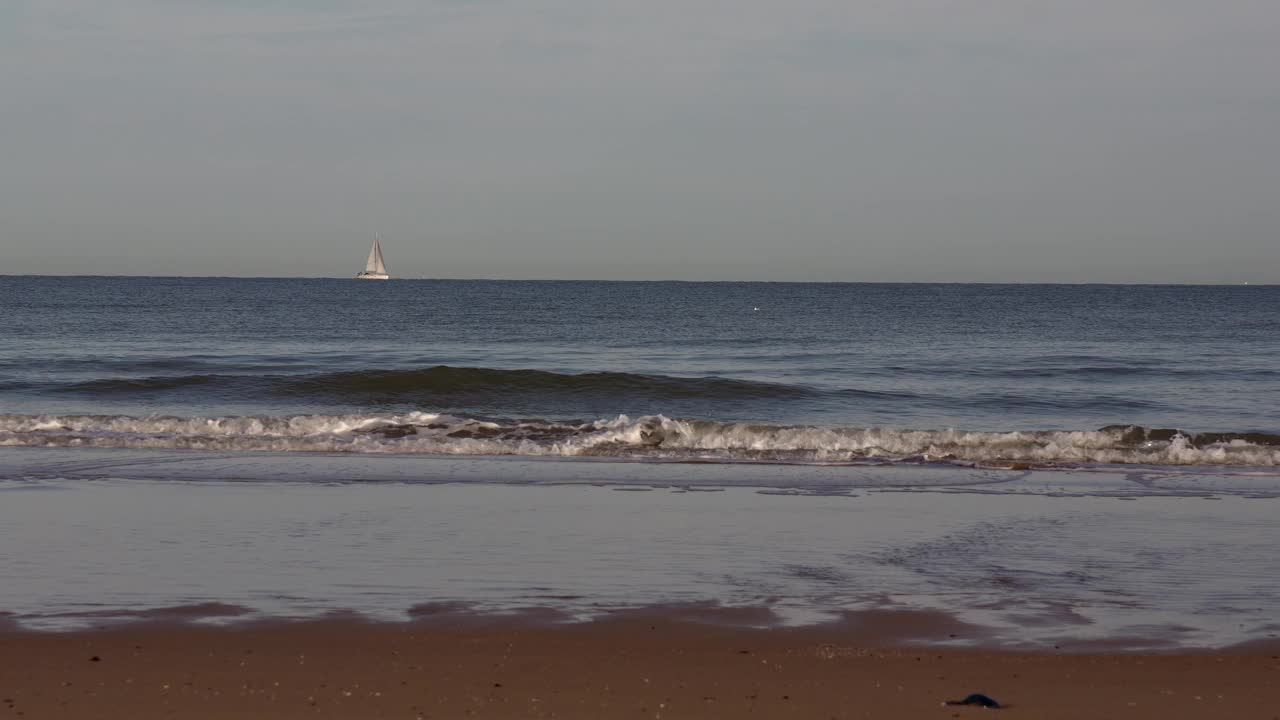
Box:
[355,272,390,280]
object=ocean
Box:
[3,277,1278,466]
[2,276,1278,647]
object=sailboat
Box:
[356,235,390,280]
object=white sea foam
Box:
[1,413,1277,467]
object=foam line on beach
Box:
[3,412,1279,468]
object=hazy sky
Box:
[2,1,1277,281]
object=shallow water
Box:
[2,449,1278,649]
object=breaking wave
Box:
[3,413,1278,468]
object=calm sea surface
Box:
[1,277,1277,467]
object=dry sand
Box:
[2,608,1279,719]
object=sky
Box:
[1,0,1277,282]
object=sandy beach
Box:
[5,458,1280,718]
[3,611,1279,720]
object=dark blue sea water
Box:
[2,276,1278,467]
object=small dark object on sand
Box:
[944,693,1001,708]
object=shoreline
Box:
[6,601,1280,654]
[3,613,1278,719]
[5,446,1278,493]
[3,431,1280,475]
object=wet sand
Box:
[2,612,1278,720]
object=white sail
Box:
[365,239,386,274]
[357,235,390,279]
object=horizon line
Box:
[0,274,1273,287]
